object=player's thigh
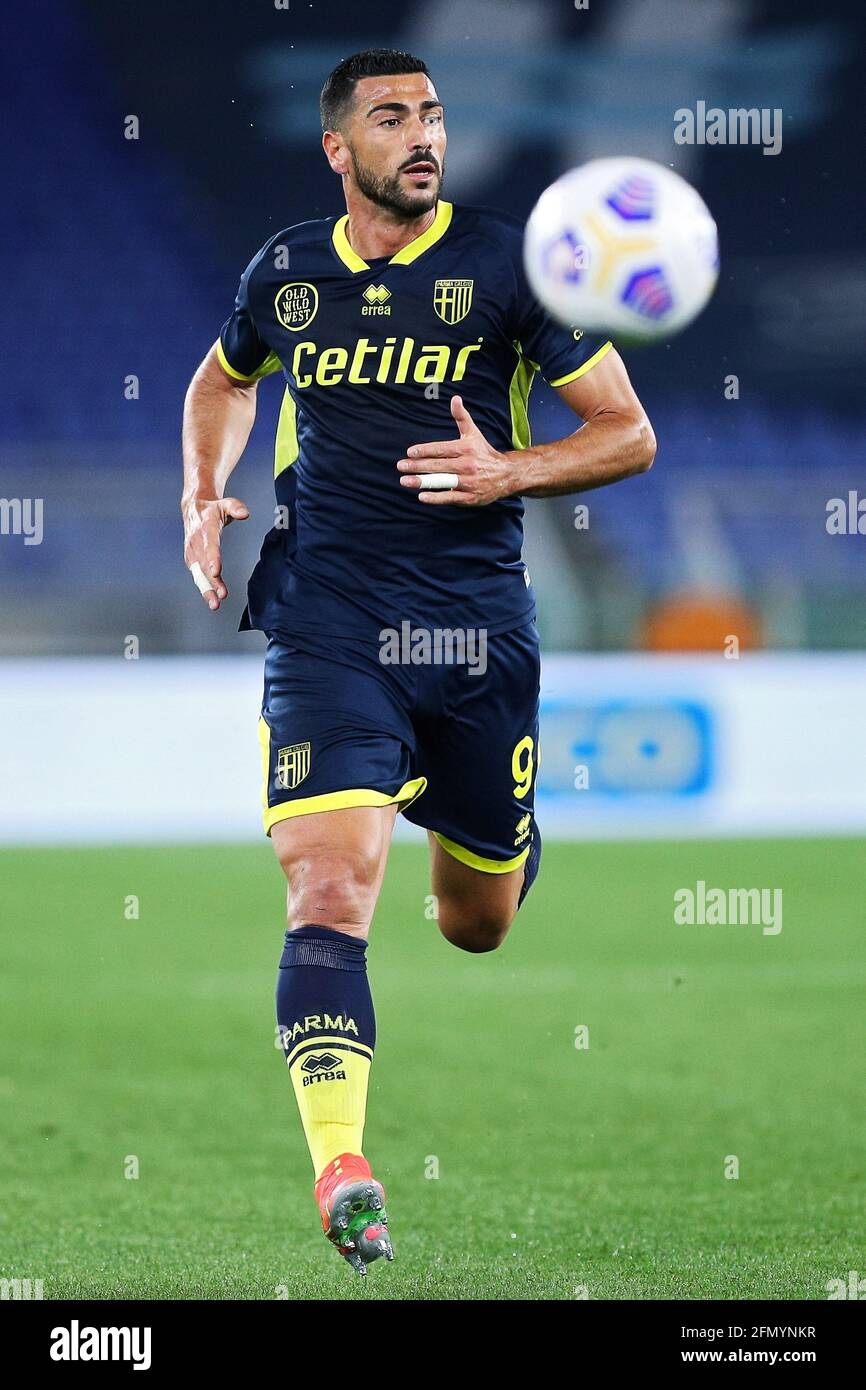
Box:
[408,623,541,945]
[413,622,540,872]
[427,829,524,947]
[261,636,423,934]
[272,804,398,935]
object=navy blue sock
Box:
[276,926,375,1175]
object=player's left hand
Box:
[397,396,517,505]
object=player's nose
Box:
[405,116,434,148]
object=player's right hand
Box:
[182,496,250,611]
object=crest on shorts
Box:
[274,282,319,332]
[433,278,474,325]
[276,742,311,790]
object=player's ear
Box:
[322,130,349,176]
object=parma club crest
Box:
[274,282,319,332]
[276,742,311,790]
[433,278,474,325]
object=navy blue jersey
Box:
[218,200,611,640]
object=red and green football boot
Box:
[314,1154,393,1276]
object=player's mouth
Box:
[402,160,438,183]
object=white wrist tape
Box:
[418,472,459,490]
[189,562,213,595]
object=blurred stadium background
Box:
[1,0,864,1301]
[1,0,864,840]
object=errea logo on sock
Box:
[301,1052,343,1073]
[300,1053,348,1087]
[282,1014,359,1043]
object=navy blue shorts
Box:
[258,622,540,873]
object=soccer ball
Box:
[523,157,719,342]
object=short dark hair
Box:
[320,48,430,132]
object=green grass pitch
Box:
[0,838,862,1301]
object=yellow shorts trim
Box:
[264,777,428,835]
[549,339,613,388]
[433,831,530,875]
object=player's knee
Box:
[436,903,514,954]
[279,845,380,934]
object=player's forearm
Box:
[181,350,258,506]
[512,410,655,499]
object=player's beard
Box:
[349,149,443,218]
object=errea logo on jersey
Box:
[362,284,391,315]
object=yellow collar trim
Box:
[331,200,453,272]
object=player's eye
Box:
[380,117,400,127]
[425,113,442,125]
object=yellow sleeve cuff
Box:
[548,340,613,388]
[216,339,281,383]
